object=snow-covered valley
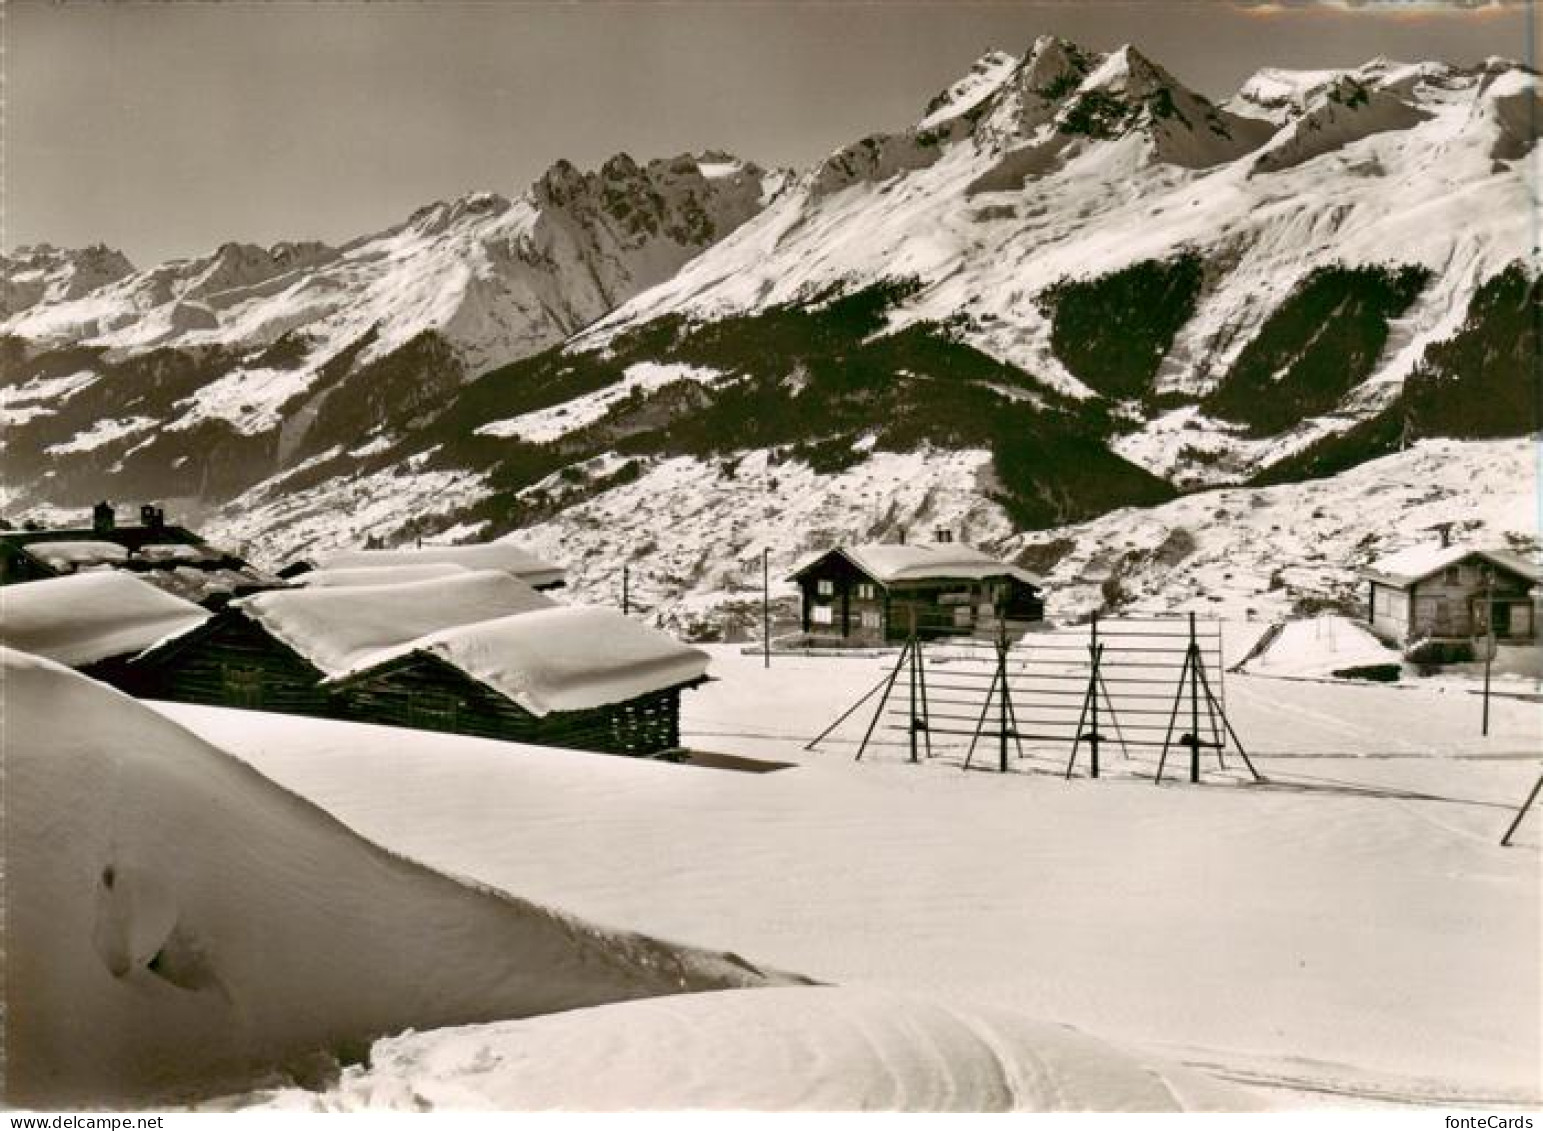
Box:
[5,23,1541,1114]
[139,641,1540,1110]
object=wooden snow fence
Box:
[808,613,1258,784]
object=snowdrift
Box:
[238,987,1253,1112]
[1,649,805,1107]
[1242,616,1402,680]
[0,571,209,667]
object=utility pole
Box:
[762,547,771,669]
[1482,567,1495,736]
[623,565,630,616]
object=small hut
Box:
[132,570,555,716]
[1361,543,1541,648]
[789,541,1044,643]
[328,605,710,757]
[279,542,566,590]
[0,572,210,693]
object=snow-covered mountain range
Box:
[4,39,1537,628]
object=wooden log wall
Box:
[335,653,685,757]
[139,615,333,718]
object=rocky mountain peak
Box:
[2,242,138,316]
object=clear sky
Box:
[4,0,1534,267]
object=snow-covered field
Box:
[148,637,1541,1110]
[2,650,795,1108]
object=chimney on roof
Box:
[1431,522,1454,549]
[92,501,115,534]
[933,527,953,544]
[898,527,907,545]
[139,503,165,531]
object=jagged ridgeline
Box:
[414,280,1173,534]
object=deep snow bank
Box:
[0,649,804,1107]
[1242,616,1402,679]
[231,987,1253,1112]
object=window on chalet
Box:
[1443,566,1461,585]
[812,606,834,625]
[817,579,835,596]
[860,609,882,630]
[856,583,876,600]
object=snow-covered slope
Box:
[4,41,1535,635]
[592,45,1532,440]
[5,154,776,376]
[160,665,1541,1108]
[1005,437,1539,621]
[0,152,779,509]
[2,243,137,316]
[239,987,1251,1112]
[1,648,804,1106]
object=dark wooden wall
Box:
[335,653,685,757]
[137,614,333,717]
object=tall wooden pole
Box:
[1482,568,1494,736]
[763,547,771,669]
[623,565,630,615]
[1090,612,1101,780]
[909,606,919,764]
[1189,612,1201,784]
[998,618,1009,774]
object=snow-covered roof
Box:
[132,564,279,605]
[337,605,710,717]
[25,540,130,569]
[232,570,556,676]
[301,542,566,588]
[294,563,474,589]
[792,543,1043,588]
[0,571,210,666]
[1362,544,1543,588]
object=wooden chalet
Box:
[327,605,710,757]
[1362,542,1542,649]
[0,502,279,607]
[0,571,210,693]
[789,538,1044,644]
[279,542,567,590]
[131,569,556,716]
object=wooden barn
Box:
[789,540,1044,643]
[0,571,210,693]
[1362,543,1542,648]
[279,541,567,590]
[327,605,710,757]
[0,502,278,607]
[131,569,556,716]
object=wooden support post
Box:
[1501,772,1543,847]
[998,619,1009,774]
[963,662,1002,773]
[1188,612,1201,785]
[622,565,630,616]
[915,634,933,760]
[855,638,912,762]
[805,672,891,751]
[909,630,920,765]
[1089,613,1101,779]
[1482,568,1494,737]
